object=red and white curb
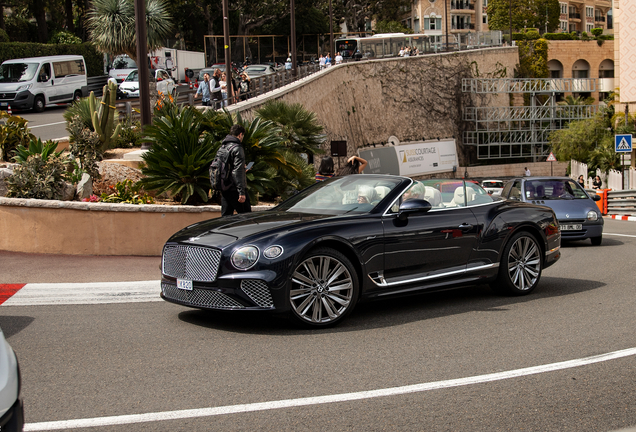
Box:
[0,281,162,306]
[607,214,636,222]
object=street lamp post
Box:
[290,0,297,76]
[134,0,151,149]
[222,0,233,105]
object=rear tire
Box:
[33,95,45,113]
[590,235,602,246]
[288,247,359,328]
[492,231,543,296]
[73,90,82,103]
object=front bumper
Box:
[161,274,286,312]
[0,90,34,110]
[559,220,603,240]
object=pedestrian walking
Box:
[218,124,251,216]
[195,72,211,106]
[336,155,367,175]
[238,72,251,101]
[524,167,531,176]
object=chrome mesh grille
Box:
[162,283,244,309]
[240,280,274,308]
[162,245,221,282]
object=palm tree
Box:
[87,0,173,61]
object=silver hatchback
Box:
[0,325,23,432]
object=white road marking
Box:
[2,281,161,306]
[603,232,636,238]
[24,347,636,431]
[28,121,67,129]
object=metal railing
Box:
[462,78,597,94]
[607,190,636,215]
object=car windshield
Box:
[483,181,503,188]
[0,62,39,83]
[524,179,588,200]
[275,176,402,215]
[113,56,137,69]
[124,70,138,82]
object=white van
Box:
[0,55,88,112]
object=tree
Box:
[87,0,173,61]
[487,0,559,35]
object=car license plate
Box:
[0,102,7,107]
[176,279,193,291]
[560,224,582,231]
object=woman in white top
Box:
[220,72,228,107]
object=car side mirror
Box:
[398,199,432,221]
[592,194,601,201]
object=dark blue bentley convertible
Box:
[161,175,561,327]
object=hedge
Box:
[0,42,104,76]
[544,33,577,40]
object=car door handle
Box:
[458,223,473,230]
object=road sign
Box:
[615,134,633,152]
[546,152,557,162]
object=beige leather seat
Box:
[423,186,443,207]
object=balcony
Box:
[595,16,606,23]
[599,78,615,93]
[452,23,475,30]
[569,13,581,19]
[450,1,475,11]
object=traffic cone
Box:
[7,105,11,115]
[189,82,193,89]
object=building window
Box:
[560,2,567,14]
[483,14,488,24]
[586,6,593,18]
[560,20,568,31]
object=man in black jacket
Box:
[220,124,251,216]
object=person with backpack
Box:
[213,124,251,216]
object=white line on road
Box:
[603,232,636,238]
[2,281,161,306]
[23,347,636,431]
[28,121,67,129]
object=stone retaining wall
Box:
[0,198,272,256]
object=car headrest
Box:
[423,186,442,206]
[374,186,391,199]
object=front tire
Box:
[493,231,543,296]
[33,95,45,113]
[73,90,82,103]
[289,248,359,328]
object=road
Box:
[19,105,71,141]
[1,218,636,431]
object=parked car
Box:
[0,325,23,432]
[481,179,504,196]
[160,176,561,327]
[241,64,276,78]
[118,69,175,98]
[197,64,228,82]
[500,176,603,245]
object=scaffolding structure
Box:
[463,78,599,161]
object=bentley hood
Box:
[167,211,334,248]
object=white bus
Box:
[0,55,88,112]
[334,33,432,60]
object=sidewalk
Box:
[606,214,636,222]
[0,251,161,284]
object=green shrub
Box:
[581,32,590,41]
[6,154,71,200]
[591,28,604,38]
[525,30,540,40]
[64,98,95,131]
[12,138,63,164]
[0,28,9,43]
[49,31,82,44]
[0,43,103,77]
[139,103,216,205]
[100,179,154,204]
[0,112,36,162]
[113,118,142,149]
[512,33,526,41]
[544,33,576,40]
[4,16,35,43]
[66,115,103,180]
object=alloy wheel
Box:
[506,235,541,291]
[290,253,355,325]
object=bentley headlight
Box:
[231,246,259,270]
[587,210,599,221]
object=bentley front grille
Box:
[162,283,245,309]
[162,245,221,282]
[240,280,274,308]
